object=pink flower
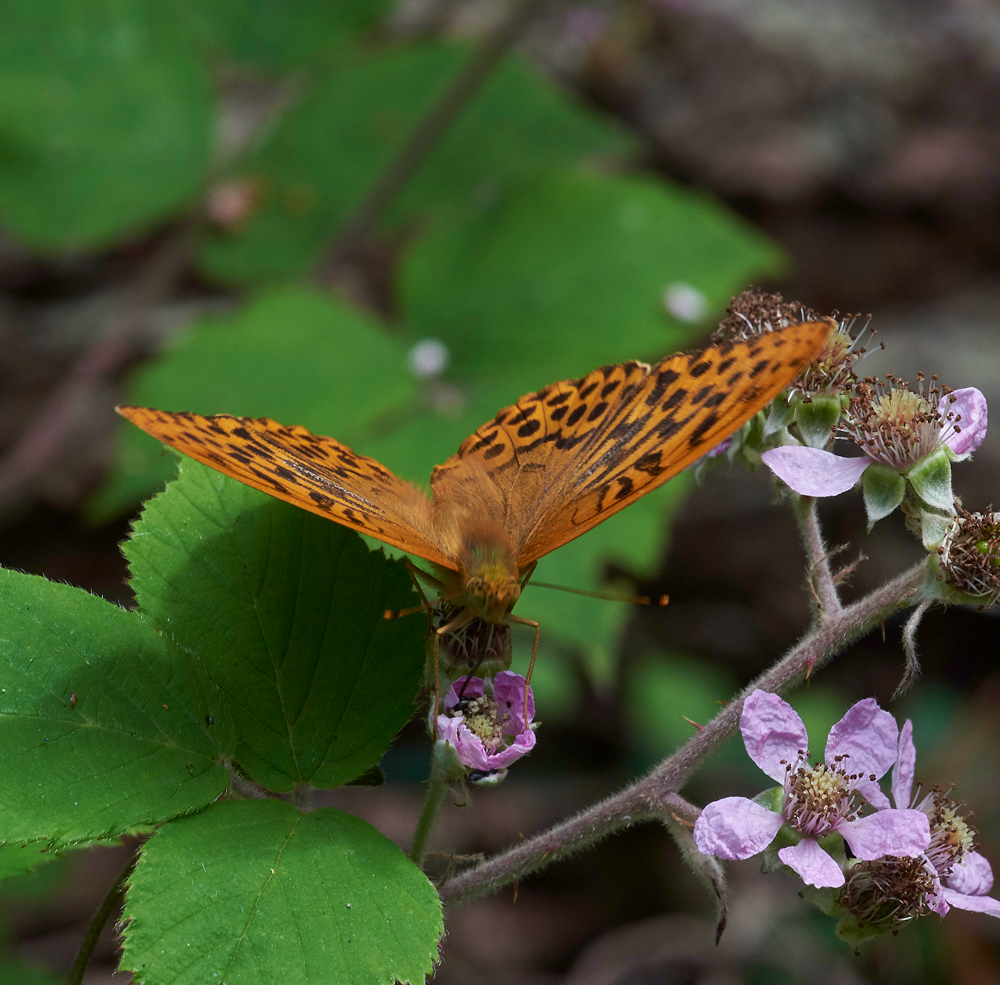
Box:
[889,720,1000,918]
[694,690,930,888]
[762,386,987,497]
[435,672,536,772]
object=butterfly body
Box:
[118,318,832,692]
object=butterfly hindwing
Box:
[117,407,456,569]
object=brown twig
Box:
[318,0,543,269]
[0,224,194,512]
[438,559,928,907]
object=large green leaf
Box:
[91,286,417,521]
[0,570,229,848]
[198,42,631,282]
[125,458,425,792]
[400,168,785,394]
[121,800,443,985]
[180,0,391,72]
[0,0,212,249]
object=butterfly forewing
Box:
[434,320,833,566]
[117,407,456,569]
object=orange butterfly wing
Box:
[432,320,833,567]
[116,407,457,570]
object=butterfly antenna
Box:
[527,581,669,606]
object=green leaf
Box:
[124,458,425,792]
[0,844,63,884]
[400,169,784,393]
[0,569,229,848]
[0,0,212,249]
[197,43,632,283]
[180,0,391,72]
[90,286,416,520]
[121,800,443,985]
[626,649,736,755]
[861,463,905,527]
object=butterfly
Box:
[118,319,831,701]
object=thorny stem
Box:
[411,745,454,869]
[320,0,541,266]
[68,848,140,985]
[438,559,927,906]
[795,496,842,618]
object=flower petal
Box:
[855,779,891,811]
[825,697,898,780]
[891,719,916,809]
[693,797,785,860]
[436,716,491,771]
[444,676,485,710]
[939,887,1000,918]
[836,808,930,860]
[947,851,994,897]
[943,387,988,458]
[482,728,536,768]
[493,671,534,734]
[761,446,872,497]
[740,689,809,783]
[778,838,845,888]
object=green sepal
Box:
[792,394,842,449]
[799,882,839,917]
[919,508,955,551]
[762,398,794,441]
[862,464,906,528]
[906,447,954,512]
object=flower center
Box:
[918,788,976,877]
[844,380,947,469]
[840,856,936,930]
[782,755,862,837]
[939,508,1000,603]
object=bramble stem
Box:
[321,0,541,264]
[411,743,455,868]
[438,559,927,906]
[795,496,842,618]
[68,849,139,985]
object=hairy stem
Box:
[68,849,139,985]
[411,744,456,868]
[439,559,927,906]
[795,496,842,617]
[320,0,541,264]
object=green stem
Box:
[410,744,455,868]
[794,495,842,618]
[68,849,140,985]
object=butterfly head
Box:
[456,543,522,623]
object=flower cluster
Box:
[694,691,998,947]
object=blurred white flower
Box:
[663,283,708,322]
[407,338,450,379]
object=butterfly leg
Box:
[432,608,476,735]
[508,614,540,728]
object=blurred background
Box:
[0,0,998,981]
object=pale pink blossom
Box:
[762,386,987,497]
[435,672,536,771]
[694,691,930,888]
